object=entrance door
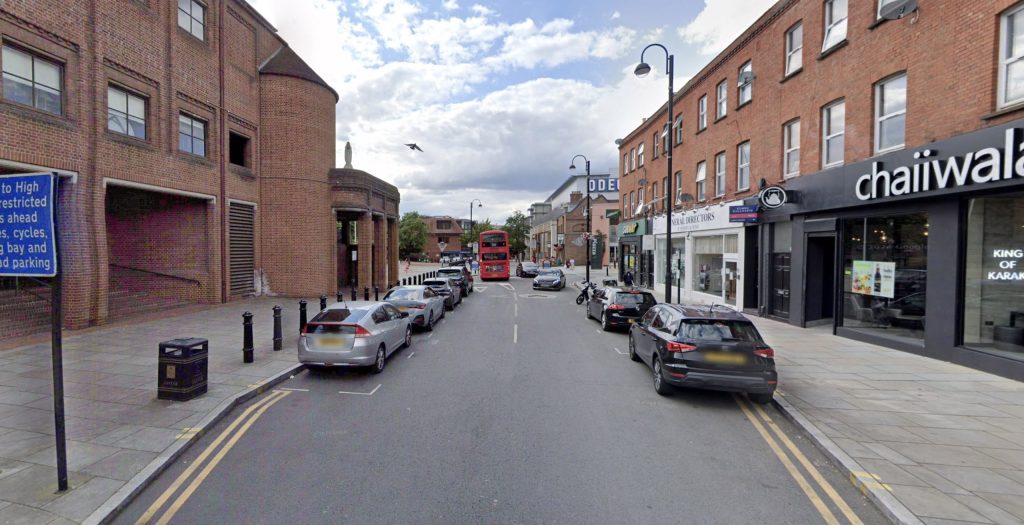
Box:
[771,253,790,318]
[228,202,255,296]
[805,234,836,326]
[724,259,738,305]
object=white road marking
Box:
[596,329,602,334]
[431,340,439,345]
[277,387,309,392]
[613,347,627,355]
[513,324,518,344]
[407,351,415,359]
[338,384,382,396]
[427,332,434,339]
[514,303,518,317]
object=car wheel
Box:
[402,326,412,348]
[426,311,435,331]
[585,305,592,320]
[371,345,386,374]
[601,311,611,332]
[628,334,641,362]
[440,305,446,319]
[653,357,672,396]
[748,392,774,405]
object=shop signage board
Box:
[618,219,646,237]
[851,260,895,298]
[653,201,741,235]
[729,205,759,223]
[989,248,1024,281]
[588,177,619,193]
[759,186,787,208]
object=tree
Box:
[399,212,429,259]
[459,218,494,247]
[503,210,530,260]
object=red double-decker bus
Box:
[479,230,510,281]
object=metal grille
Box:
[228,203,255,295]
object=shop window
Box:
[822,99,845,167]
[716,80,728,119]
[841,214,929,342]
[1000,4,1024,108]
[737,142,750,191]
[178,113,206,156]
[698,95,707,130]
[785,23,803,76]
[783,119,800,178]
[107,85,146,139]
[715,152,726,197]
[963,194,1024,361]
[229,132,250,167]
[178,0,206,41]
[875,73,907,154]
[693,235,723,297]
[655,236,685,289]
[2,44,62,115]
[738,61,752,105]
[695,161,707,202]
[822,0,848,53]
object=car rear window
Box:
[614,292,656,306]
[423,280,446,287]
[384,289,421,301]
[309,308,367,323]
[438,269,462,277]
[678,320,764,343]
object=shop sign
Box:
[729,205,760,223]
[851,260,895,298]
[653,201,739,235]
[589,178,620,193]
[855,128,1024,201]
[989,248,1024,281]
[759,186,787,208]
[619,220,646,237]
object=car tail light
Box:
[667,341,697,352]
[754,346,775,358]
[343,324,372,338]
[607,304,625,310]
[412,304,427,309]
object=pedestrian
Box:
[404,258,411,272]
[624,269,634,287]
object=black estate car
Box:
[628,304,777,404]
[586,287,656,331]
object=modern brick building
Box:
[617,0,1024,379]
[420,215,465,262]
[0,0,399,337]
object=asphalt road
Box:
[113,276,887,525]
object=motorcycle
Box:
[575,281,597,305]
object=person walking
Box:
[624,269,634,287]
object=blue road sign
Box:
[0,173,57,277]
[729,205,760,224]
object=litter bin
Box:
[158,338,208,401]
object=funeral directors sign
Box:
[654,201,742,235]
[0,173,57,277]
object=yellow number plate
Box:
[704,352,746,365]
[628,319,636,324]
[318,337,343,347]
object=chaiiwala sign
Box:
[856,128,1024,201]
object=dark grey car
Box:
[423,277,462,310]
[532,268,566,290]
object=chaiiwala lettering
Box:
[856,129,1024,201]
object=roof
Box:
[260,45,339,102]
[664,304,749,321]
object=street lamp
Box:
[469,199,482,254]
[636,43,674,303]
[569,154,591,284]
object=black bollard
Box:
[374,285,379,301]
[299,300,308,333]
[337,291,343,304]
[320,295,327,311]
[364,287,369,301]
[351,286,357,301]
[402,278,408,286]
[242,312,254,363]
[272,305,282,351]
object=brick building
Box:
[0,0,398,337]
[617,0,1024,379]
[420,215,465,262]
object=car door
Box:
[588,289,604,319]
[370,307,391,354]
[423,288,441,320]
[635,307,660,365]
[383,304,405,349]
[650,309,677,360]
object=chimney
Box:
[570,191,582,204]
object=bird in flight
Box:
[405,143,423,152]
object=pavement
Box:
[606,268,1024,525]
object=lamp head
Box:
[634,62,652,78]
[569,164,577,171]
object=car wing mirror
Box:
[401,311,410,318]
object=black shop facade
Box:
[757,119,1024,380]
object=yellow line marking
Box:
[155,391,290,525]
[735,396,841,525]
[135,390,287,525]
[850,472,892,494]
[752,403,865,525]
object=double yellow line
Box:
[735,395,864,525]
[135,390,291,525]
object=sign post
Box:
[0,173,64,491]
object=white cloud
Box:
[610,11,620,20]
[442,0,458,10]
[678,0,775,55]
[470,4,494,16]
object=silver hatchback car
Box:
[297,301,412,373]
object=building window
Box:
[696,161,707,201]
[822,99,845,167]
[785,23,803,76]
[623,154,628,176]
[178,113,206,156]
[738,61,752,105]
[630,147,636,171]
[652,132,659,159]
[436,220,452,230]
[737,141,750,191]
[629,191,635,217]
[674,171,682,206]
[107,85,146,139]
[715,152,726,197]
[438,236,449,244]
[963,194,1024,361]
[229,131,251,167]
[783,119,801,178]
[651,182,658,213]
[716,80,728,119]
[822,0,848,52]
[674,116,683,144]
[178,0,206,41]
[875,73,907,154]
[698,95,707,130]
[662,177,668,212]
[662,123,670,152]
[1000,4,1024,107]
[877,0,902,18]
[1,45,62,115]
[638,142,645,167]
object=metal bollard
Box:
[272,305,283,351]
[299,300,308,333]
[374,285,379,301]
[337,291,344,304]
[351,287,357,301]
[364,287,369,301]
[320,295,327,311]
[402,278,408,286]
[242,312,254,363]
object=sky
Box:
[246,0,776,224]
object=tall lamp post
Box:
[569,154,591,284]
[635,43,674,303]
[469,199,482,257]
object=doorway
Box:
[805,234,836,326]
[771,253,790,319]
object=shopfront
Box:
[652,202,747,308]
[617,219,646,283]
[760,119,1024,380]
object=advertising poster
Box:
[852,260,895,298]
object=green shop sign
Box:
[618,219,646,237]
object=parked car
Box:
[586,287,657,331]
[382,286,447,331]
[438,266,474,297]
[516,261,540,278]
[423,277,462,310]
[532,268,566,290]
[628,304,777,403]
[297,301,411,374]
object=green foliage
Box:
[503,210,530,259]
[459,218,495,247]
[399,212,429,259]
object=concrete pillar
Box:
[373,215,384,286]
[389,218,399,286]
[357,213,373,289]
[379,215,389,286]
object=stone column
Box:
[357,212,373,289]
[379,214,390,287]
[389,218,399,286]
[373,215,385,286]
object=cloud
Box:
[678,0,775,55]
[470,4,494,17]
[442,0,458,10]
[610,11,620,20]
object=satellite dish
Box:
[675,191,694,205]
[879,0,917,20]
[614,138,624,145]
[737,70,755,84]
